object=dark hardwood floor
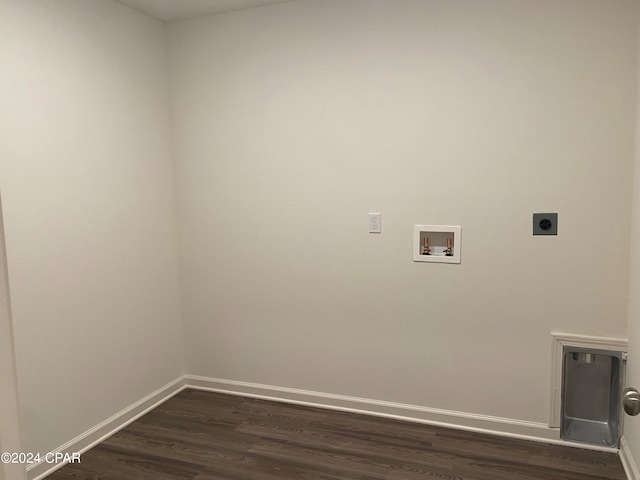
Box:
[47,389,626,480]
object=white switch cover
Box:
[369,213,381,233]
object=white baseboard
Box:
[185,375,603,449]
[30,374,622,480]
[621,436,639,480]
[27,377,187,480]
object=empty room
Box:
[4,0,640,479]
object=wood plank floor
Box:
[47,389,626,480]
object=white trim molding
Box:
[549,332,628,429]
[28,377,187,480]
[621,436,639,480]
[186,375,597,448]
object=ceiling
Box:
[113,0,294,22]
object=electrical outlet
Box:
[369,213,381,233]
[533,213,558,235]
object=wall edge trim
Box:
[621,436,639,480]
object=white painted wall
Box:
[2,0,639,464]
[622,10,640,476]
[0,195,26,480]
[169,0,638,425]
[0,0,184,456]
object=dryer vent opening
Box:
[561,348,624,447]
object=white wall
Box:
[170,0,638,425]
[622,9,640,474]
[0,195,26,480]
[2,0,639,463]
[0,0,184,456]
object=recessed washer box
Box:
[413,225,461,264]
